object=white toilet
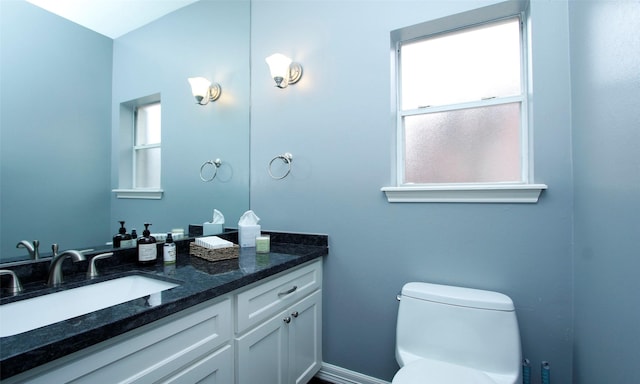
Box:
[393,282,522,384]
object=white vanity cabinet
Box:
[4,297,233,384]
[3,258,323,384]
[235,259,323,384]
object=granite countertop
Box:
[0,231,328,379]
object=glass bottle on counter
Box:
[137,223,157,265]
[113,221,131,248]
[163,233,176,265]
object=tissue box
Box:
[203,222,224,236]
[239,224,261,247]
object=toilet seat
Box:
[392,358,498,384]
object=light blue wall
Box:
[3,1,638,381]
[110,0,250,235]
[1,1,113,258]
[570,1,640,383]
[251,0,573,382]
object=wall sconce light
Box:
[265,53,303,88]
[188,77,221,105]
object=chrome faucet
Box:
[87,252,114,279]
[0,270,23,295]
[48,250,86,287]
[16,240,40,260]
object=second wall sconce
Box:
[265,53,303,89]
[188,77,221,105]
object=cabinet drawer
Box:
[236,259,322,333]
[161,343,233,384]
[6,298,232,384]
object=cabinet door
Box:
[236,310,288,384]
[289,290,322,384]
[236,260,322,334]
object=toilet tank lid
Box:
[401,282,515,311]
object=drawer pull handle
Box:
[283,316,291,324]
[278,285,298,296]
[291,311,299,318]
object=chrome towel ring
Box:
[268,153,293,180]
[200,158,222,182]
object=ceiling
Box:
[25,0,200,39]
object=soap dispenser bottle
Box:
[113,221,129,248]
[121,229,133,248]
[137,223,157,265]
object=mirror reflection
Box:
[0,0,251,263]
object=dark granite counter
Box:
[0,231,328,379]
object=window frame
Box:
[381,0,546,203]
[113,94,164,200]
[132,102,162,189]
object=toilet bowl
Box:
[393,282,522,384]
[393,359,498,384]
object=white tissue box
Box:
[239,224,261,247]
[203,222,224,236]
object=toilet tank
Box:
[396,282,521,378]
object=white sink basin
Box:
[0,275,179,337]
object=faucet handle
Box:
[32,240,40,260]
[0,270,23,295]
[87,252,114,279]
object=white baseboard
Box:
[315,362,392,384]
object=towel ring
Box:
[200,158,222,182]
[268,153,293,180]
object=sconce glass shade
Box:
[188,77,221,105]
[265,53,302,88]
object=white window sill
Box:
[381,184,547,203]
[113,189,164,199]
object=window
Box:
[133,102,161,189]
[382,1,546,203]
[113,95,163,199]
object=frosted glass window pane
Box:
[135,147,161,188]
[135,103,161,146]
[404,103,521,184]
[401,17,521,110]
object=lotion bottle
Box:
[163,233,176,265]
[113,221,128,248]
[137,223,157,265]
[121,221,133,247]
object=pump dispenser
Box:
[137,223,157,265]
[113,221,132,248]
[163,233,176,265]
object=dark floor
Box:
[308,378,332,384]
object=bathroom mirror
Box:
[0,0,251,263]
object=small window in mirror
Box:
[133,102,161,189]
[113,95,163,199]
